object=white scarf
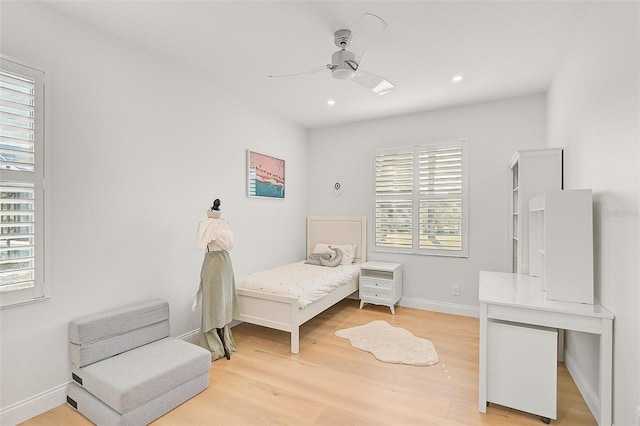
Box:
[196,210,234,252]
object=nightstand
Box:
[359,261,403,314]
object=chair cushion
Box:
[69,299,170,367]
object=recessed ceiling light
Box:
[452,75,464,83]
[327,99,336,106]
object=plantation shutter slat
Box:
[374,199,413,248]
[419,147,463,196]
[375,151,413,196]
[419,199,463,251]
[0,68,36,172]
[1,182,36,292]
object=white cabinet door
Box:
[487,320,558,420]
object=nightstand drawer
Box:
[359,276,393,290]
[360,287,392,302]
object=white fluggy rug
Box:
[335,320,439,366]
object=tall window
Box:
[0,57,47,308]
[373,140,468,257]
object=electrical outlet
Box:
[452,285,460,296]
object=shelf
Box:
[508,148,563,274]
[361,270,393,280]
[528,190,594,304]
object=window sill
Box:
[0,294,50,310]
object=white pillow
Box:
[312,243,357,265]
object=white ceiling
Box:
[45,1,594,129]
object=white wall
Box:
[307,94,547,314]
[547,2,639,425]
[0,2,307,422]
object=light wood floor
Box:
[23,300,596,425]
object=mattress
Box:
[236,261,360,309]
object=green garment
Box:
[197,250,238,360]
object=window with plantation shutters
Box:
[0,57,47,308]
[374,150,413,249]
[373,141,468,257]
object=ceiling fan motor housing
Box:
[334,29,352,48]
[331,49,356,80]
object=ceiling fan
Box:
[268,13,394,96]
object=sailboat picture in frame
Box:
[247,150,285,199]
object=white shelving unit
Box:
[508,149,563,274]
[529,189,594,304]
[359,261,403,314]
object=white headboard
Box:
[306,216,367,263]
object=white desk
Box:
[478,271,614,425]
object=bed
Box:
[234,216,366,354]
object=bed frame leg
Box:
[291,327,300,354]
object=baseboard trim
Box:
[0,382,68,426]
[564,348,600,423]
[399,297,479,318]
[177,328,200,344]
[177,320,242,344]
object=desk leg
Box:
[478,302,488,413]
[599,318,613,426]
[557,329,565,362]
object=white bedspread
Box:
[236,261,360,309]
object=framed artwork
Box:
[247,150,285,199]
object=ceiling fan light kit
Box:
[331,49,357,80]
[269,13,394,96]
[371,80,394,96]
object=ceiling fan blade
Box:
[351,70,394,95]
[349,13,388,64]
[268,65,331,78]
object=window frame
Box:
[372,140,468,258]
[0,56,49,309]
